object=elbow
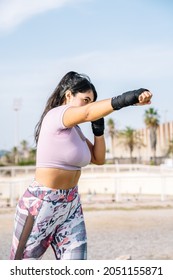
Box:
[95,159,105,165]
[99,160,105,165]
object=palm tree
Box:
[29,148,36,163]
[20,139,28,150]
[144,107,160,164]
[12,146,19,164]
[20,140,29,159]
[118,126,144,163]
[106,118,116,158]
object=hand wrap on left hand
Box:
[91,118,105,136]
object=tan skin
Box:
[35,89,152,190]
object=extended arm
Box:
[63,89,152,127]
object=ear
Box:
[65,90,73,102]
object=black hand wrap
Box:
[111,88,149,110]
[91,118,105,136]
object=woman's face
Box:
[67,90,94,106]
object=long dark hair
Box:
[34,71,97,144]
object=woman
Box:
[10,71,152,260]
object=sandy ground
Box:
[0,201,173,260]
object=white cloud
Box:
[0,0,78,32]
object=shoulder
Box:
[43,104,71,130]
[48,104,70,116]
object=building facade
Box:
[106,121,173,164]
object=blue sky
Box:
[0,0,173,150]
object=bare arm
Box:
[63,90,152,128]
[86,136,106,165]
[63,99,113,127]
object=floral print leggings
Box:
[10,181,87,260]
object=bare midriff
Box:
[35,168,81,190]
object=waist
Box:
[35,167,81,190]
[28,181,78,202]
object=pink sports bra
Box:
[36,104,91,170]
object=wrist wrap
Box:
[91,118,105,136]
[111,88,148,110]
